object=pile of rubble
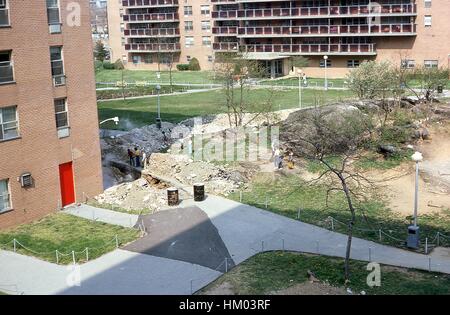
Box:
[94,175,189,213]
[146,153,245,196]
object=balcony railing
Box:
[124,28,180,37]
[122,0,179,7]
[213,42,239,51]
[0,61,14,84]
[123,13,179,22]
[211,11,237,19]
[124,43,181,51]
[0,8,9,26]
[212,26,238,35]
[242,43,376,54]
[237,23,416,36]
[234,4,416,19]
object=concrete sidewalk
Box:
[182,195,450,274]
[63,204,139,228]
[0,249,222,295]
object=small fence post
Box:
[437,232,440,247]
[428,257,432,272]
[115,235,119,249]
[297,208,301,220]
[56,250,59,264]
[72,251,76,265]
[86,248,89,262]
[239,191,243,203]
[379,229,382,242]
[425,238,428,254]
[13,239,16,252]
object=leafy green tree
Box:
[94,41,109,62]
[188,57,201,71]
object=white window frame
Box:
[46,0,62,34]
[424,60,438,68]
[50,46,66,86]
[0,179,12,213]
[424,15,432,27]
[0,0,10,27]
[0,105,19,141]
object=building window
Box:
[208,55,213,63]
[347,60,360,68]
[424,15,432,27]
[186,56,191,62]
[424,0,432,8]
[0,106,19,141]
[54,99,69,138]
[0,179,11,213]
[401,59,415,69]
[0,50,14,84]
[132,55,141,64]
[0,0,10,27]
[185,21,193,32]
[46,0,61,34]
[184,6,193,16]
[201,5,210,16]
[185,36,194,48]
[424,60,438,68]
[202,36,211,47]
[319,59,331,68]
[201,21,211,31]
[143,54,152,64]
[50,46,65,86]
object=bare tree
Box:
[281,107,374,281]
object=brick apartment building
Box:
[108,0,450,78]
[0,0,103,229]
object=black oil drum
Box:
[194,183,205,202]
[167,188,179,206]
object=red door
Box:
[59,162,75,207]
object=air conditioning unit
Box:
[20,173,33,188]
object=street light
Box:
[407,151,423,249]
[155,84,162,129]
[297,69,303,109]
[323,55,329,91]
[100,117,120,125]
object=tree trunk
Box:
[339,175,356,283]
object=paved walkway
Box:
[63,204,139,228]
[1,196,450,295]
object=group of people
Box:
[127,147,148,168]
[271,140,295,171]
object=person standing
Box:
[134,147,141,168]
[128,148,134,166]
[142,151,147,169]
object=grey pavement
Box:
[63,204,139,228]
[1,195,450,295]
[0,249,221,295]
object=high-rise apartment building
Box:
[0,0,103,228]
[108,0,450,77]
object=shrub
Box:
[102,61,115,70]
[177,64,190,71]
[188,58,201,71]
[114,59,125,70]
[94,60,103,72]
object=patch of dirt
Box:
[269,282,347,295]
[202,281,236,295]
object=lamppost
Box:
[323,55,329,91]
[297,69,303,109]
[407,151,423,249]
[100,117,120,126]
[156,84,162,129]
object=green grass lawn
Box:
[98,88,355,130]
[200,251,450,295]
[0,213,140,264]
[228,173,450,249]
[96,69,216,84]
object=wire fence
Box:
[238,191,450,253]
[0,235,123,265]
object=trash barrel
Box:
[437,85,443,94]
[194,183,205,202]
[167,188,179,206]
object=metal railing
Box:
[0,61,14,84]
[122,0,179,7]
[123,12,179,22]
[241,43,376,54]
[124,28,180,37]
[124,43,181,51]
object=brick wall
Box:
[0,0,103,229]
